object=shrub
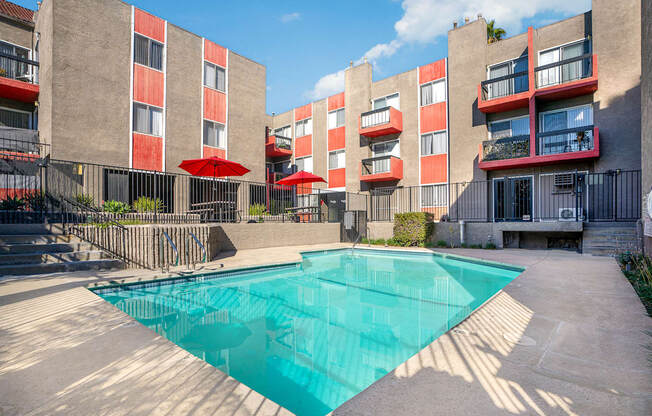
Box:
[470,244,482,249]
[75,193,95,208]
[361,237,370,244]
[460,243,468,248]
[484,242,497,249]
[617,253,652,314]
[103,200,131,214]
[436,240,447,247]
[0,196,26,211]
[424,241,434,248]
[393,212,434,247]
[25,192,46,211]
[133,196,164,213]
[373,238,386,245]
[386,237,401,246]
[248,203,267,217]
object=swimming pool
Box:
[94,248,522,415]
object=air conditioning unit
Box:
[554,173,574,187]
[559,207,577,221]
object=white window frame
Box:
[420,183,448,208]
[133,33,165,72]
[371,92,400,111]
[419,79,446,107]
[0,39,34,82]
[132,101,163,137]
[488,115,530,139]
[203,60,226,92]
[295,155,313,173]
[328,149,345,170]
[420,130,448,156]
[538,104,593,132]
[327,108,345,130]
[537,38,590,87]
[274,125,291,137]
[203,119,226,149]
[295,117,312,138]
[0,106,33,129]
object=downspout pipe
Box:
[460,220,466,246]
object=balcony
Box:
[478,71,530,113]
[0,52,39,103]
[265,135,293,158]
[481,135,530,162]
[359,107,402,138]
[359,156,403,182]
[479,126,599,170]
[534,54,598,100]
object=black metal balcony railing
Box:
[0,51,39,84]
[537,125,594,156]
[535,53,592,89]
[481,71,528,100]
[361,107,391,129]
[482,135,530,161]
[0,137,49,161]
[274,135,292,150]
[361,155,394,175]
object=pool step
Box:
[0,225,124,276]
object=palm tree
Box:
[487,20,506,44]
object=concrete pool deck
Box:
[1,245,650,415]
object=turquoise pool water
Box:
[94,249,522,415]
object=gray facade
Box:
[643,0,651,255]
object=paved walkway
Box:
[0,246,650,415]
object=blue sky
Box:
[16,0,591,114]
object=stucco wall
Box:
[642,0,652,256]
[312,99,327,189]
[0,15,33,49]
[215,222,340,251]
[344,63,372,193]
[367,221,394,240]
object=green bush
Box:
[393,212,434,247]
[424,241,434,248]
[133,196,164,213]
[460,243,468,248]
[25,192,46,211]
[75,193,95,208]
[373,238,386,245]
[436,240,447,247]
[484,242,497,249]
[103,200,131,214]
[386,237,401,246]
[248,203,267,217]
[470,244,482,249]
[0,196,26,211]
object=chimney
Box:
[453,21,458,29]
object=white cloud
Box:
[280,12,301,23]
[305,0,590,100]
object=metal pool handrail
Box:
[188,231,207,267]
[160,230,179,272]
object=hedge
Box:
[393,212,434,246]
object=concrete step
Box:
[0,223,64,235]
[0,242,93,255]
[0,259,124,276]
[0,234,76,244]
[0,250,109,265]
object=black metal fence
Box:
[535,53,593,89]
[481,70,528,101]
[0,51,38,84]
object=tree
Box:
[487,20,506,44]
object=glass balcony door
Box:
[494,177,533,221]
[372,140,399,173]
[539,105,593,155]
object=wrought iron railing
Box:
[535,53,593,88]
[0,137,49,161]
[481,70,529,100]
[537,125,594,156]
[361,107,391,129]
[361,155,395,175]
[482,135,530,161]
[274,135,292,150]
[0,51,38,84]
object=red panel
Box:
[134,64,164,107]
[294,135,312,158]
[204,39,227,67]
[295,103,312,121]
[328,168,345,188]
[204,87,226,123]
[420,154,447,184]
[203,145,225,159]
[328,126,345,151]
[0,188,38,200]
[133,133,163,171]
[419,102,446,133]
[134,8,165,43]
[360,157,403,182]
[359,107,403,138]
[478,87,530,113]
[419,59,446,84]
[0,77,38,102]
[327,92,345,111]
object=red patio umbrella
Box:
[178,156,250,178]
[276,170,326,187]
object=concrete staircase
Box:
[0,224,124,276]
[582,223,640,256]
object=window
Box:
[295,156,313,172]
[0,41,30,81]
[204,61,226,92]
[327,108,345,129]
[488,116,529,139]
[372,140,399,173]
[539,105,593,133]
[372,93,399,110]
[134,34,163,71]
[487,56,528,98]
[203,120,225,148]
[328,149,345,169]
[133,103,163,136]
[420,79,446,106]
[274,125,291,137]
[295,118,312,137]
[421,131,447,156]
[0,108,30,129]
[421,184,448,207]
[538,40,591,87]
[539,105,593,155]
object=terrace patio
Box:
[0,245,649,415]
